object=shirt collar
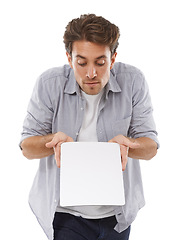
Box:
[106,68,121,94]
[64,67,121,95]
[64,68,80,95]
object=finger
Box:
[45,139,56,149]
[57,142,62,168]
[109,136,140,149]
[128,141,140,149]
[56,138,74,167]
[46,134,74,148]
[120,138,140,149]
[67,136,74,142]
[45,132,66,149]
[54,146,60,168]
[47,133,74,167]
[54,142,63,168]
[120,145,128,171]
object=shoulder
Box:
[112,62,143,77]
[37,64,71,86]
[112,62,146,89]
[31,65,73,100]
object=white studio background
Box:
[0,0,174,239]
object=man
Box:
[20,14,159,240]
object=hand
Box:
[45,132,74,168]
[108,135,140,171]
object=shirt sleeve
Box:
[128,72,160,148]
[20,76,54,145]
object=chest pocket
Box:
[111,116,131,137]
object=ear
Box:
[110,52,117,70]
[66,52,73,68]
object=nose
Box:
[86,65,97,79]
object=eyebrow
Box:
[75,55,107,60]
[76,55,86,59]
[96,55,107,60]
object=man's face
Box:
[67,41,117,95]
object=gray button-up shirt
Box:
[20,62,159,240]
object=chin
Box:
[85,90,101,95]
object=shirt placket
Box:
[96,93,108,142]
[74,96,86,141]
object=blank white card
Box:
[60,142,125,207]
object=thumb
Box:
[67,136,74,142]
[118,137,140,149]
[45,139,56,149]
[129,141,140,149]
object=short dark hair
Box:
[63,14,120,56]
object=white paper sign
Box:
[60,142,125,206]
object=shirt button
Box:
[54,199,57,203]
[80,107,84,111]
[76,132,79,136]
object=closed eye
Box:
[96,60,105,66]
[96,63,105,66]
[78,63,87,67]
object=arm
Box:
[21,134,54,159]
[128,136,157,160]
[109,135,157,171]
[20,75,74,166]
[21,132,74,167]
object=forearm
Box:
[128,137,157,160]
[21,134,54,159]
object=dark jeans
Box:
[53,212,130,240]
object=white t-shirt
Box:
[57,89,115,219]
[77,89,103,142]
